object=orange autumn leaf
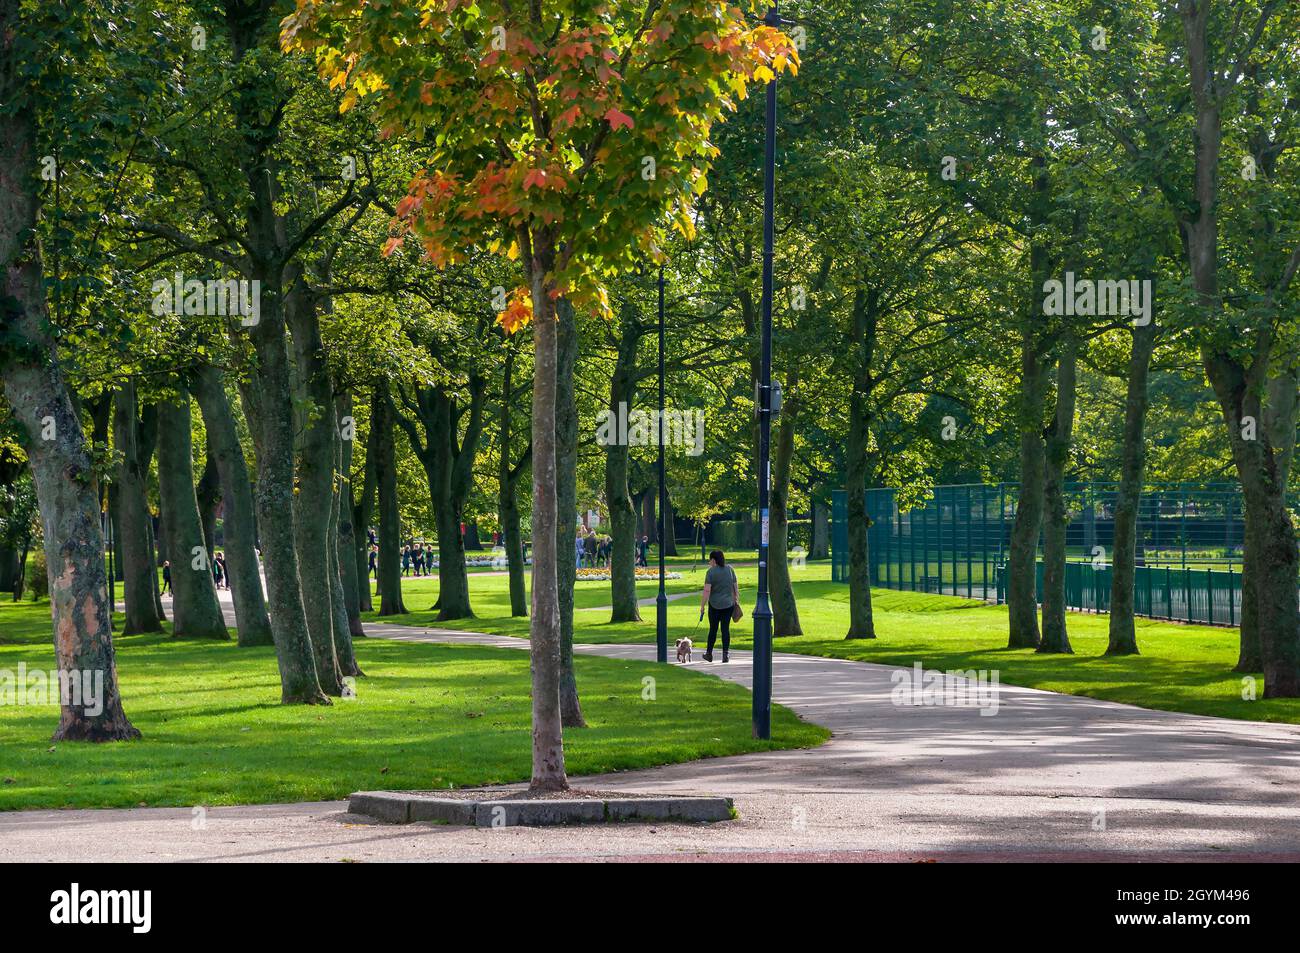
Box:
[496,287,533,334]
[557,103,583,128]
[603,107,633,131]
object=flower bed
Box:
[574,568,682,582]
[428,555,531,568]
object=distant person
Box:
[584,531,598,568]
[637,535,649,567]
[401,545,411,577]
[213,552,227,590]
[368,545,378,579]
[575,532,584,569]
[161,560,172,595]
[698,549,740,663]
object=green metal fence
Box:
[831,482,1299,627]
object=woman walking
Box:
[698,549,740,662]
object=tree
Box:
[0,0,140,740]
[155,391,228,639]
[287,0,796,790]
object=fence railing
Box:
[830,482,1300,627]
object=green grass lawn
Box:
[374,560,1300,726]
[0,599,826,811]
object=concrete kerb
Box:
[349,791,734,827]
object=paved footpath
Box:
[4,596,1300,861]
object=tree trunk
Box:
[463,522,482,550]
[193,363,272,647]
[0,77,137,740]
[845,291,876,639]
[287,273,343,695]
[604,310,642,624]
[555,297,585,728]
[1206,354,1300,695]
[112,382,164,634]
[353,418,376,614]
[640,490,656,545]
[1007,326,1047,649]
[661,496,678,556]
[527,252,568,791]
[432,479,473,618]
[137,405,166,622]
[393,372,484,621]
[1178,6,1299,696]
[372,381,406,616]
[1236,357,1300,671]
[770,377,802,636]
[238,284,330,703]
[0,542,16,596]
[498,351,530,618]
[1038,340,1076,654]
[1107,319,1156,655]
[811,495,830,560]
[336,393,365,639]
[844,396,875,639]
[195,450,220,558]
[156,395,228,640]
[109,487,124,582]
[330,414,362,677]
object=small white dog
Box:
[676,637,693,664]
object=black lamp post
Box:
[656,265,668,664]
[752,2,782,740]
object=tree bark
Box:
[195,450,220,558]
[811,495,830,560]
[353,418,376,614]
[1007,156,1054,650]
[0,71,138,740]
[527,244,568,790]
[498,350,530,618]
[1008,334,1051,652]
[1107,319,1156,655]
[336,393,365,639]
[845,291,876,639]
[640,490,656,545]
[192,363,272,647]
[287,272,343,695]
[555,296,585,728]
[372,381,406,616]
[604,307,642,624]
[662,496,678,555]
[1038,339,1076,654]
[330,411,362,677]
[238,284,329,703]
[112,382,164,634]
[156,395,228,640]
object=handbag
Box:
[730,566,742,621]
